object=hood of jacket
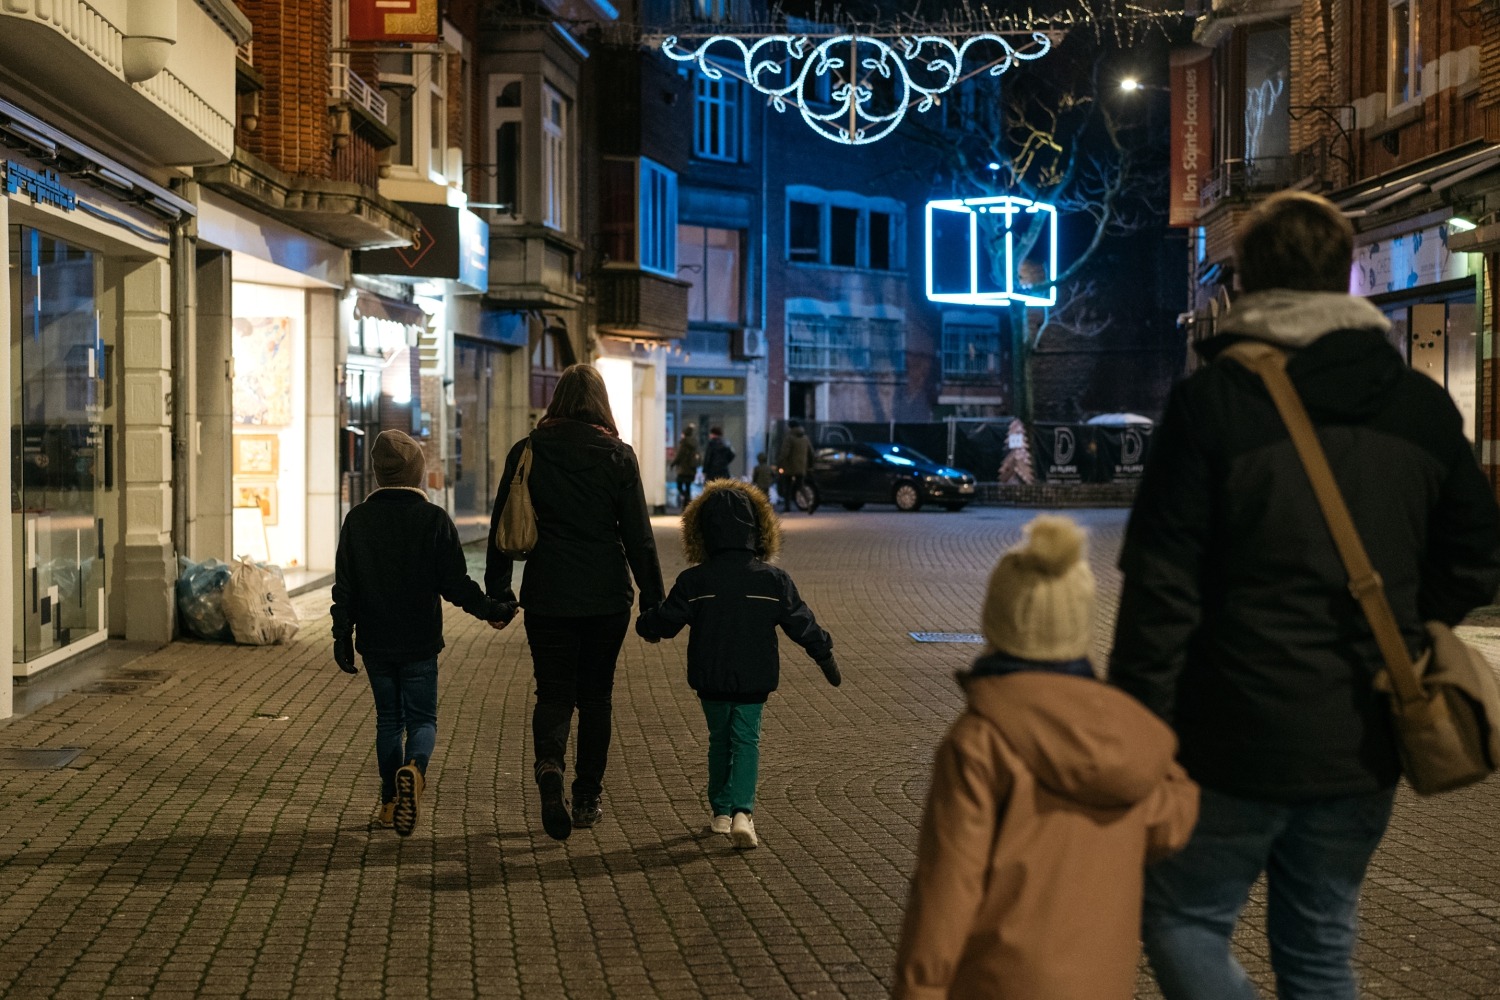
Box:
[530,418,622,473]
[1199,290,1405,423]
[681,479,780,563]
[963,672,1179,809]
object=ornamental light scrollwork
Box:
[661,32,1053,146]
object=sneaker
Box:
[708,814,732,836]
[393,763,424,837]
[371,800,395,830]
[537,767,572,841]
[730,811,758,849]
[572,795,602,829]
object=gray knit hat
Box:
[981,515,1095,661]
[372,430,425,488]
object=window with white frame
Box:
[787,314,906,374]
[693,0,736,21]
[378,51,446,181]
[1387,0,1419,110]
[601,157,679,277]
[542,84,571,231]
[785,188,904,271]
[679,225,743,324]
[487,74,523,219]
[693,71,742,162]
[941,314,1003,379]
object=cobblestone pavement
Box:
[0,506,1498,999]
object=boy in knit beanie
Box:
[331,430,515,837]
[893,515,1199,1000]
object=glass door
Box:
[10,227,104,663]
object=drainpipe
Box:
[123,0,178,83]
[170,203,197,573]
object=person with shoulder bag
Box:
[486,365,665,841]
[1109,190,1500,1000]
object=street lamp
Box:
[1119,77,1169,93]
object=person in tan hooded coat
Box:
[894,516,1199,1000]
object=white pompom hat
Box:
[981,515,1095,661]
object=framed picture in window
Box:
[234,480,279,526]
[233,434,279,477]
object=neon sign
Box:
[925,195,1058,307]
[661,32,1051,146]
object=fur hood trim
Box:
[681,480,781,564]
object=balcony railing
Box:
[1200,147,1328,207]
[331,58,388,127]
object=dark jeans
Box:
[675,475,694,509]
[524,611,630,799]
[781,473,805,510]
[364,656,438,803]
[1142,785,1396,1000]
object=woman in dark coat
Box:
[486,364,665,840]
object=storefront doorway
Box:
[1376,283,1478,442]
[9,226,106,665]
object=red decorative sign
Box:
[1169,47,1212,228]
[348,0,439,42]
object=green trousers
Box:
[700,699,763,816]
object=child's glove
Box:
[635,614,661,644]
[816,654,841,687]
[333,634,357,674]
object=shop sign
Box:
[1169,47,1211,228]
[1351,224,1477,297]
[682,377,741,396]
[348,0,439,41]
[356,203,490,293]
[3,161,76,212]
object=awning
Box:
[353,291,429,328]
[1336,142,1500,218]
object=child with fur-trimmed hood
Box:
[894,516,1199,1000]
[636,480,840,849]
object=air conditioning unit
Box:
[732,327,767,360]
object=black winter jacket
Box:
[637,483,832,702]
[1109,291,1500,802]
[485,419,665,617]
[331,488,509,661]
[703,436,735,480]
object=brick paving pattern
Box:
[0,506,1497,998]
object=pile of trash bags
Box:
[177,556,300,645]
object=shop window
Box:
[487,75,523,219]
[693,70,742,162]
[600,157,678,277]
[679,225,743,324]
[379,51,447,182]
[543,84,571,231]
[1387,0,1420,111]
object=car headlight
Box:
[922,474,942,484]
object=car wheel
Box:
[795,482,819,512]
[943,502,968,512]
[893,482,922,511]
[841,501,865,511]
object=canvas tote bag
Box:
[494,440,537,559]
[1224,340,1500,795]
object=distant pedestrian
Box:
[331,430,515,837]
[775,419,815,513]
[1110,190,1500,1000]
[894,516,1198,1000]
[702,426,735,482]
[671,424,701,510]
[750,451,776,497]
[635,480,840,849]
[487,365,665,841]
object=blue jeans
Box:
[700,699,763,816]
[1142,785,1396,1000]
[364,656,438,803]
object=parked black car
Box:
[798,442,977,512]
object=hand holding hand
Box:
[334,635,357,674]
[635,614,661,644]
[817,654,841,687]
[489,602,518,630]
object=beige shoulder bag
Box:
[1224,340,1500,795]
[494,440,537,559]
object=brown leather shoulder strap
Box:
[1221,340,1425,706]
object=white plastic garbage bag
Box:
[221,557,300,645]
